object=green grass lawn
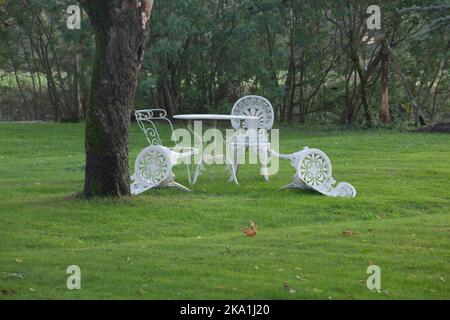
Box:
[0,123,449,299]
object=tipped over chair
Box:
[130,109,196,195]
[271,147,357,198]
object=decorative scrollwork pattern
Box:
[298,151,332,188]
[135,109,174,146]
[332,182,357,198]
[231,95,275,130]
[135,146,171,188]
[144,127,161,146]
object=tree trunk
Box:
[353,54,375,127]
[157,80,178,117]
[388,45,425,127]
[339,48,382,125]
[72,47,83,120]
[283,38,296,124]
[339,70,357,125]
[80,0,154,198]
[380,41,390,124]
[298,52,306,124]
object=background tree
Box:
[0,0,90,121]
[1,0,448,128]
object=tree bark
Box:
[74,44,84,120]
[339,70,357,125]
[380,41,390,124]
[80,0,154,197]
[283,29,296,124]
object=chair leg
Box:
[280,182,299,190]
[280,177,309,190]
[228,144,244,184]
[225,155,240,185]
[192,160,203,185]
[169,181,191,192]
[227,162,239,184]
[259,145,269,182]
[186,163,193,185]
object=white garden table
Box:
[173,114,259,185]
[174,114,259,121]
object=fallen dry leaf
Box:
[343,230,358,237]
[242,222,257,237]
[15,258,22,263]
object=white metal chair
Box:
[229,95,275,181]
[130,109,196,195]
[271,147,357,198]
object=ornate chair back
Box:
[135,109,174,146]
[230,95,275,130]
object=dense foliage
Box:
[0,0,449,127]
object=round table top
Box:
[173,114,259,121]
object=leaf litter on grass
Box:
[242,221,257,237]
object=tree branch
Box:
[398,5,450,15]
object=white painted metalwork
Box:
[135,109,173,146]
[229,95,275,182]
[131,109,195,195]
[271,147,357,198]
[230,95,275,130]
[131,105,357,198]
[173,114,257,185]
[174,114,259,121]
